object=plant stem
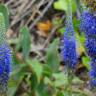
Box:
[65,0,75,95]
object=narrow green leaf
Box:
[31,73,38,90]
[54,0,68,11]
[8,68,25,96]
[54,0,76,12]
[56,91,64,96]
[52,72,68,87]
[37,80,53,96]
[20,26,31,60]
[82,56,90,70]
[0,4,9,31]
[27,59,43,83]
[43,64,52,77]
[72,77,84,84]
[58,27,65,35]
[46,39,60,72]
[0,13,6,44]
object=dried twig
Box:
[29,0,54,30]
[6,0,54,29]
[42,15,65,48]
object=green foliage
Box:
[8,54,27,96]
[54,0,76,12]
[27,59,43,83]
[8,36,90,95]
[0,2,92,96]
[0,4,9,32]
[46,39,60,73]
[20,26,31,60]
[82,56,90,70]
[52,72,68,87]
[0,13,6,44]
[54,0,68,11]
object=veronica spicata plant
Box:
[61,0,77,69]
[80,8,96,88]
[0,13,11,94]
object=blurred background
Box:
[0,0,95,96]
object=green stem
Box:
[66,0,74,82]
[75,0,82,17]
[64,63,74,95]
[65,0,75,95]
[66,0,72,28]
[80,0,87,11]
[0,13,6,45]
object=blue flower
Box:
[90,58,96,69]
[0,12,12,94]
[80,11,96,88]
[89,65,96,78]
[89,58,96,78]
[61,27,77,69]
[90,79,96,88]
[80,11,96,37]
[85,38,96,57]
[0,42,11,93]
[89,70,96,78]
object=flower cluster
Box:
[89,58,96,88]
[0,13,11,93]
[0,43,11,93]
[61,19,77,69]
[80,11,96,37]
[80,11,96,88]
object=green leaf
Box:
[52,72,68,87]
[27,59,43,83]
[76,33,85,56]
[58,27,65,35]
[8,54,27,96]
[76,33,90,70]
[8,66,25,96]
[20,26,31,60]
[46,39,60,72]
[30,73,38,91]
[56,91,64,96]
[8,75,24,96]
[43,64,52,77]
[52,17,62,26]
[72,0,76,12]
[72,77,84,84]
[73,18,80,31]
[54,0,76,12]
[0,4,9,31]
[54,0,68,11]
[82,56,90,70]
[37,80,53,96]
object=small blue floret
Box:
[80,11,96,37]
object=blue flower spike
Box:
[0,13,11,94]
[81,11,96,88]
[61,0,77,70]
[62,28,77,69]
